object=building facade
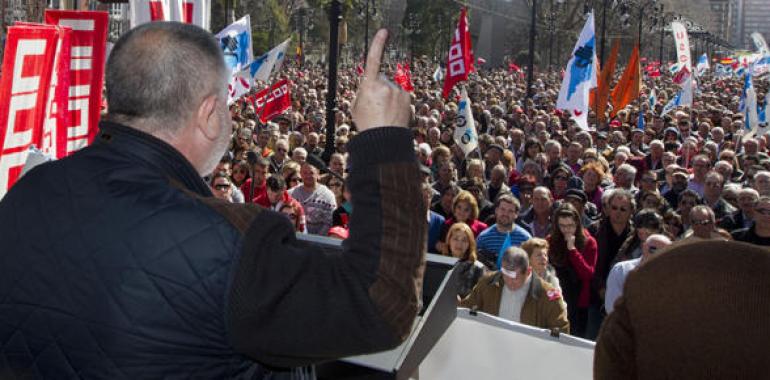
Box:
[732,0,770,50]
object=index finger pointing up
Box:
[364,29,388,81]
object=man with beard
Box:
[0,25,426,378]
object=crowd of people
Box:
[216,55,770,340]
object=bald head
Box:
[106,22,228,133]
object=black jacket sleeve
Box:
[227,127,427,368]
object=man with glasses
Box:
[269,139,289,174]
[703,171,737,226]
[685,205,725,240]
[211,172,235,203]
[589,189,635,334]
[604,234,672,314]
[732,196,770,245]
[459,247,569,333]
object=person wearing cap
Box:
[561,188,599,228]
[459,247,569,333]
[604,234,672,314]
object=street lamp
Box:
[292,3,314,69]
[358,0,377,65]
[526,0,538,104]
[323,0,342,164]
[405,13,421,68]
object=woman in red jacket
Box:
[547,203,597,338]
[436,190,488,255]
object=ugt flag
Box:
[752,56,770,77]
[216,15,252,75]
[556,10,597,130]
[442,8,474,99]
[696,53,710,76]
[453,88,478,156]
[251,38,291,83]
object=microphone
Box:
[307,154,345,182]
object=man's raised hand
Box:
[352,29,411,132]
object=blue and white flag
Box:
[648,88,656,108]
[744,85,760,137]
[250,38,291,83]
[496,232,512,269]
[216,15,253,74]
[660,76,692,117]
[556,10,597,130]
[696,53,710,76]
[454,88,479,156]
[432,65,444,82]
[759,93,769,124]
[739,72,752,114]
[637,109,645,131]
[752,55,770,77]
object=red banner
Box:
[394,63,414,92]
[17,22,72,158]
[249,79,292,124]
[0,25,59,199]
[44,10,108,157]
[442,8,474,99]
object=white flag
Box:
[130,0,172,28]
[556,11,597,130]
[454,88,479,156]
[216,15,253,75]
[745,86,760,138]
[752,32,770,55]
[251,38,291,83]
[671,21,692,74]
[432,65,444,82]
[129,0,210,30]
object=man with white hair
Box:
[752,170,770,197]
[611,163,638,194]
[292,147,308,164]
[604,234,672,313]
[644,139,665,172]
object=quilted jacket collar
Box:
[96,121,213,197]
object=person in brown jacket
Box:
[460,247,570,334]
[594,240,770,379]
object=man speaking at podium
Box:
[0,23,426,378]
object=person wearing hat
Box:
[561,188,599,228]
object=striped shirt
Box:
[476,224,532,262]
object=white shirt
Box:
[604,258,641,314]
[498,274,532,323]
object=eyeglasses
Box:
[648,245,661,253]
[611,205,629,212]
[691,219,713,226]
[214,184,230,190]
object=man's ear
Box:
[196,94,220,141]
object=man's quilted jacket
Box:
[0,121,426,379]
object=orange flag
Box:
[610,44,641,118]
[590,39,620,123]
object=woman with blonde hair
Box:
[521,238,561,290]
[445,222,486,298]
[436,190,488,254]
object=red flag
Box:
[508,63,521,73]
[393,63,414,92]
[356,63,364,76]
[45,10,109,157]
[0,25,59,199]
[477,57,486,65]
[442,8,474,99]
[253,79,292,123]
[672,66,691,85]
[15,23,72,158]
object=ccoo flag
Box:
[216,15,253,74]
[454,88,479,156]
[556,10,597,130]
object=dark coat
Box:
[0,122,426,378]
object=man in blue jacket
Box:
[0,23,425,378]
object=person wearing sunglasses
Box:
[732,196,770,246]
[604,234,672,314]
[268,139,290,174]
[210,171,235,203]
[681,205,729,241]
